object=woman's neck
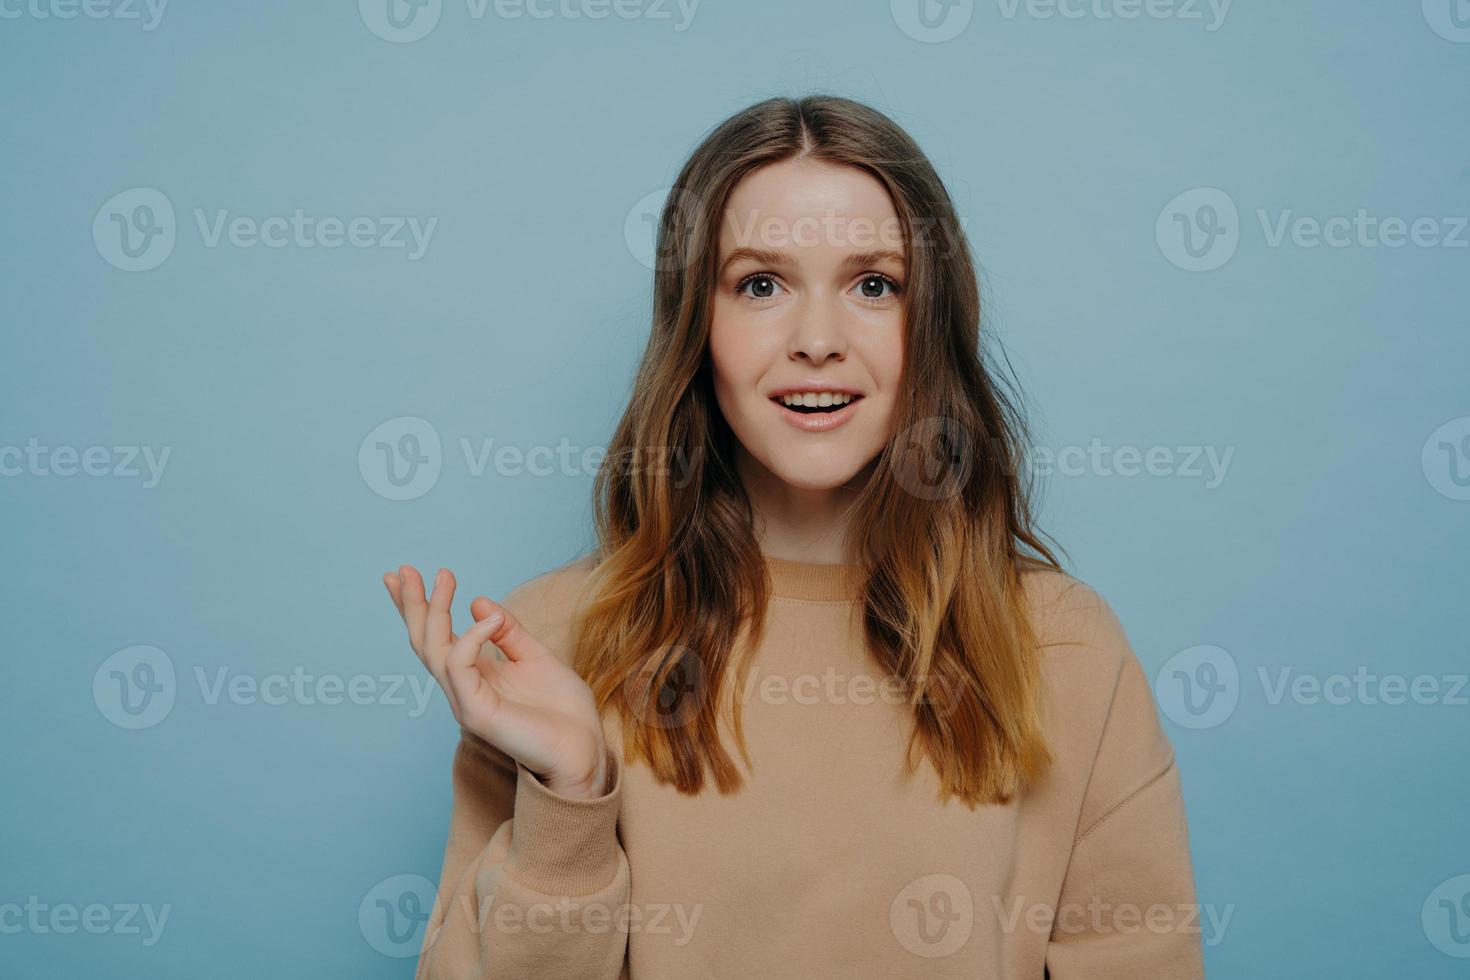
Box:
[737,448,872,564]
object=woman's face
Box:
[708,158,906,493]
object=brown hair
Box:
[572,94,1063,807]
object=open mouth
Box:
[770,394,863,415]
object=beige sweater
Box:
[415,554,1205,979]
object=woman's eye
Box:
[734,273,901,302]
[856,274,901,301]
[736,274,782,300]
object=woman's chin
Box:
[768,457,873,492]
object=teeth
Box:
[779,392,853,408]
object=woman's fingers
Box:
[387,572,556,745]
[385,569,430,673]
[425,568,457,654]
[445,611,506,728]
[468,597,545,664]
[468,596,501,660]
[397,565,430,654]
[382,572,405,615]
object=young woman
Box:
[385,95,1204,979]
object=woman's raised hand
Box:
[383,565,609,800]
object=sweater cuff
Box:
[504,742,623,896]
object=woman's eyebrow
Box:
[843,249,906,270]
[718,246,907,276]
[719,247,790,276]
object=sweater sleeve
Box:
[1043,598,1206,979]
[413,731,630,980]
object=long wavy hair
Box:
[571,94,1063,808]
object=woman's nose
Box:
[787,296,848,363]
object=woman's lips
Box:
[770,395,862,432]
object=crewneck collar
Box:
[762,553,866,602]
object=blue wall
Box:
[2,1,1466,976]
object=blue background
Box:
[2,1,1467,976]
